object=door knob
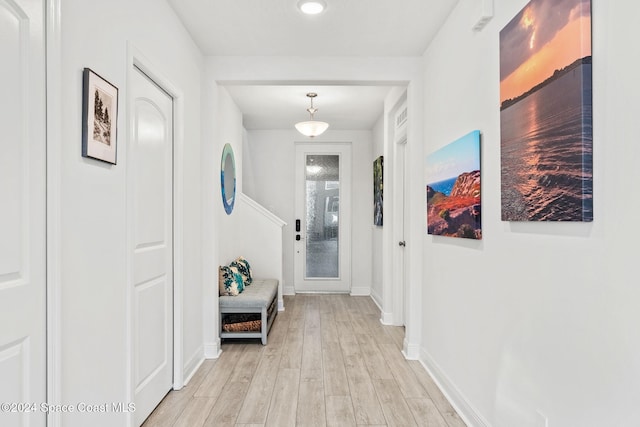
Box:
[399,241,406,247]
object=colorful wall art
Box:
[373,156,383,226]
[426,130,481,240]
[500,0,592,221]
[221,143,236,215]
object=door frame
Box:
[384,95,409,328]
[393,124,408,327]
[125,44,186,426]
[47,0,63,425]
[293,142,352,293]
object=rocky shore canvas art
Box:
[500,0,592,221]
[426,130,481,240]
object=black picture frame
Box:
[82,68,119,164]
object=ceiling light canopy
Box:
[297,0,326,15]
[295,93,329,138]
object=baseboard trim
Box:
[371,291,394,325]
[380,311,394,325]
[204,341,221,359]
[370,288,383,310]
[420,348,490,427]
[183,353,205,387]
[402,339,420,360]
[183,345,203,374]
[350,286,371,296]
[283,285,295,295]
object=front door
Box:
[0,0,46,426]
[294,143,351,293]
[129,66,174,426]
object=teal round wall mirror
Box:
[220,143,236,215]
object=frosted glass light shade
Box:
[295,120,329,137]
[298,0,326,15]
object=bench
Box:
[219,278,278,345]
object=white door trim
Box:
[46,0,62,425]
[126,43,186,426]
[393,125,407,327]
[390,97,408,327]
[402,83,423,360]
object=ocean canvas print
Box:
[426,130,481,240]
[500,0,592,221]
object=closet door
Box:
[0,0,46,426]
[129,66,174,426]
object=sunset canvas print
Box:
[426,130,481,240]
[500,0,592,221]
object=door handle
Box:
[399,241,406,247]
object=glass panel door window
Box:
[305,155,339,279]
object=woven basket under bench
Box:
[219,278,278,345]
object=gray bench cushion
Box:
[219,278,278,309]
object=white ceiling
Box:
[225,85,393,130]
[167,0,460,130]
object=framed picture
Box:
[373,156,383,226]
[426,130,481,240]
[499,0,592,221]
[82,68,119,164]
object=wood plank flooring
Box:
[142,294,466,427]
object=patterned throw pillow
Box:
[218,265,244,296]
[230,256,252,285]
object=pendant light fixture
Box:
[295,93,329,138]
[297,0,327,15]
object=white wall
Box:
[223,194,287,308]
[371,115,384,306]
[243,129,373,296]
[216,94,244,268]
[211,86,244,267]
[58,1,204,425]
[201,82,245,358]
[419,0,640,426]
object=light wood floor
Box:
[142,294,466,427]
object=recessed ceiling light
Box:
[298,0,326,15]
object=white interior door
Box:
[394,139,407,326]
[129,66,174,426]
[393,101,408,326]
[294,143,351,293]
[0,1,46,426]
